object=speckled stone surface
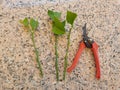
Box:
[0,0,120,90]
[1,0,78,8]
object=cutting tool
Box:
[67,23,101,79]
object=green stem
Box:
[63,27,72,80]
[31,31,43,77]
[55,35,59,81]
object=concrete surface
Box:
[0,0,120,90]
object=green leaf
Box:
[20,18,29,27]
[52,25,65,35]
[52,18,65,35]
[48,10,61,21]
[62,20,66,26]
[30,18,39,30]
[54,17,65,31]
[48,10,65,35]
[66,11,77,26]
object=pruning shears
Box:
[67,23,101,79]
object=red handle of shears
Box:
[67,41,86,72]
[92,42,101,79]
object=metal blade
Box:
[82,23,94,48]
[82,23,87,37]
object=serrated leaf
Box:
[48,10,61,21]
[66,11,77,26]
[20,18,29,27]
[48,10,65,35]
[52,25,65,35]
[30,18,39,30]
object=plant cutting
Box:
[63,11,77,80]
[20,18,43,77]
[48,10,66,81]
